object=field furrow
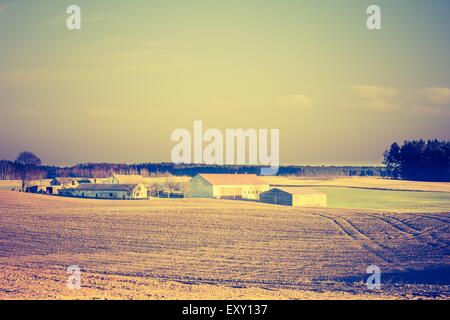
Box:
[0,191,449,299]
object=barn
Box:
[185,174,270,200]
[50,177,92,188]
[25,184,47,194]
[46,185,63,195]
[71,183,148,200]
[110,174,146,184]
[259,187,327,207]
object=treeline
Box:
[3,140,449,182]
[0,159,47,180]
[384,140,450,182]
[0,160,386,180]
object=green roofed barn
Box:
[260,187,327,207]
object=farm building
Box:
[46,177,92,195]
[25,184,47,194]
[46,185,63,195]
[110,174,146,184]
[58,188,76,197]
[260,187,327,207]
[50,177,92,188]
[185,174,270,200]
[71,184,148,200]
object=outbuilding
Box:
[185,174,270,200]
[50,177,92,189]
[25,184,47,194]
[71,183,148,200]
[259,187,327,207]
[46,185,63,195]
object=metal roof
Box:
[197,174,267,185]
[266,187,325,195]
[76,184,141,192]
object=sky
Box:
[0,0,449,166]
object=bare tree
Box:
[0,160,18,180]
[148,182,162,198]
[15,151,42,192]
[165,178,181,198]
[140,168,150,177]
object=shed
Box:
[259,187,327,207]
[185,174,270,200]
[71,183,148,200]
[46,185,62,195]
[50,177,92,189]
[25,184,47,194]
[58,188,76,197]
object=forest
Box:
[0,140,450,181]
[0,157,385,180]
[3,140,449,182]
[384,140,450,182]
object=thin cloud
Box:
[139,41,169,48]
[350,85,399,111]
[275,94,312,108]
[104,37,126,44]
[43,12,117,27]
[423,87,450,105]
[103,37,168,47]
[350,85,450,116]
[0,69,54,88]
[410,105,450,117]
[351,85,398,99]
[0,2,14,15]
